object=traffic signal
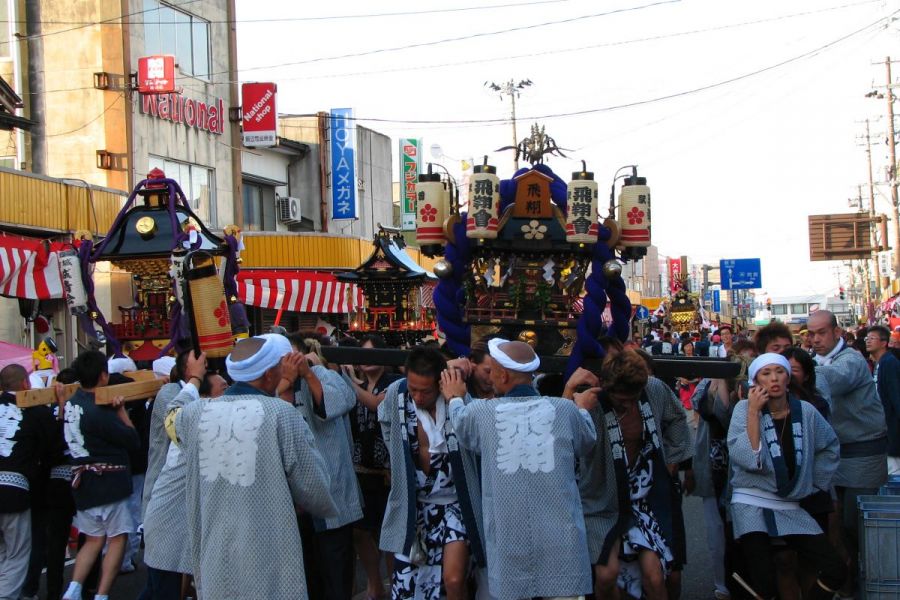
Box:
[839,286,845,300]
[766,297,772,309]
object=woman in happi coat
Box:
[578,350,693,600]
[727,353,846,600]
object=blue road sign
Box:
[635,305,650,320]
[704,292,711,303]
[719,258,762,290]
[713,290,721,312]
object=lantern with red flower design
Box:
[617,173,651,252]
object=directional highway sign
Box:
[719,258,762,290]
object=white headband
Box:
[488,338,541,373]
[107,357,137,375]
[152,356,176,378]
[226,334,292,382]
[749,353,792,383]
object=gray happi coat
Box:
[141,382,180,519]
[377,378,484,561]
[175,381,337,600]
[294,365,363,531]
[448,385,596,600]
[579,377,693,564]
[143,383,195,574]
[816,343,887,488]
[727,398,839,537]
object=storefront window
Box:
[242,182,276,232]
[148,156,216,227]
[772,304,788,316]
[790,303,807,314]
[143,0,210,80]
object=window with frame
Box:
[790,303,807,314]
[142,0,210,79]
[771,304,788,316]
[242,182,276,232]
[148,156,216,227]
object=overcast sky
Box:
[236,0,898,297]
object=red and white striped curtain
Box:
[0,235,64,300]
[237,270,362,314]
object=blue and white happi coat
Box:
[448,384,596,600]
[727,396,839,538]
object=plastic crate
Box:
[879,475,900,496]
[859,495,900,599]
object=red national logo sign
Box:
[241,82,277,147]
[137,55,176,94]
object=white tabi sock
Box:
[62,581,82,600]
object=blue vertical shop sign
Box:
[330,108,357,220]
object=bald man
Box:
[169,336,337,600]
[441,339,597,600]
[809,310,886,596]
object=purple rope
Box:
[565,226,616,379]
[433,215,471,356]
[77,241,124,357]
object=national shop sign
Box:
[241,82,277,147]
[140,92,225,135]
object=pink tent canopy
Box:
[0,340,34,373]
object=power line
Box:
[173,0,879,94]
[5,0,585,26]
[299,11,894,126]
[11,0,201,41]
[45,93,123,137]
[234,0,681,76]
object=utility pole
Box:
[872,57,900,278]
[866,119,883,298]
[485,79,533,172]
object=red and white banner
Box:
[237,270,362,314]
[668,258,683,294]
[137,55,176,94]
[0,236,64,300]
[241,82,277,147]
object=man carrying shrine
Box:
[440,338,597,600]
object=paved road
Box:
[43,495,716,599]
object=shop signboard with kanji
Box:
[400,139,420,230]
[330,108,357,220]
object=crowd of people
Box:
[0,308,897,600]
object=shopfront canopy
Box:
[0,234,64,300]
[237,270,363,314]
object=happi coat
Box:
[377,378,485,564]
[143,383,195,574]
[727,397,839,538]
[448,384,596,600]
[175,381,337,600]
[579,377,693,565]
[815,340,887,489]
[294,365,363,531]
[142,382,181,519]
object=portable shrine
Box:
[416,125,652,376]
[60,169,248,362]
[337,226,436,347]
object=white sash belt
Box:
[732,487,800,511]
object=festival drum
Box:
[184,251,234,359]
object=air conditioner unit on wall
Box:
[277,196,302,224]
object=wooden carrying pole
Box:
[15,373,164,409]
